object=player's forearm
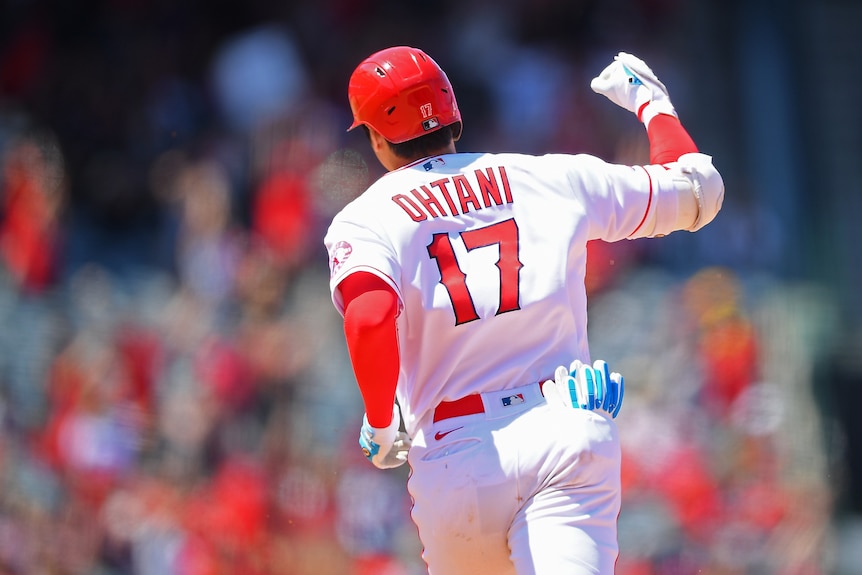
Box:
[342,286,401,428]
[647,114,698,164]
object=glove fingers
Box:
[380,433,412,468]
[545,366,577,409]
[616,52,654,79]
[593,365,605,411]
[395,431,412,447]
[590,61,626,94]
[567,362,582,408]
[613,385,624,418]
[590,63,618,92]
[605,372,620,415]
[555,365,570,383]
[610,372,624,418]
[575,365,597,410]
[590,59,652,113]
[564,374,577,409]
[615,52,669,96]
[554,365,574,406]
[572,367,587,409]
[619,63,645,87]
[541,379,558,406]
[593,360,611,410]
[586,368,598,410]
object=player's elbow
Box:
[652,154,724,236]
[635,153,725,239]
[681,153,724,232]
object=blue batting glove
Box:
[541,359,625,418]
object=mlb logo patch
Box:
[501,394,525,407]
[422,117,440,131]
[422,157,446,171]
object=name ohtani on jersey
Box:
[391,165,513,222]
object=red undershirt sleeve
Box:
[647,114,699,165]
[339,271,401,428]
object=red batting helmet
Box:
[347,46,462,144]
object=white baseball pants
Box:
[407,383,621,574]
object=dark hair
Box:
[363,123,459,159]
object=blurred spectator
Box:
[41,329,144,506]
[682,267,761,417]
[0,129,66,292]
[209,25,309,136]
[250,142,316,275]
[171,157,244,309]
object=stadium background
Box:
[0,0,860,573]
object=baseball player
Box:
[324,46,723,574]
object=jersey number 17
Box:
[427,218,523,325]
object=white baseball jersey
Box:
[325,151,661,439]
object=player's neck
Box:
[388,143,457,171]
[369,128,457,171]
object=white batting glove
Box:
[542,359,625,418]
[590,52,677,128]
[359,403,412,469]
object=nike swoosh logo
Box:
[434,427,463,441]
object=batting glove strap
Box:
[359,403,412,469]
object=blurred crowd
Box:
[0,0,848,573]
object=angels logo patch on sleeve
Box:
[328,240,353,277]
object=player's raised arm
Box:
[591,52,725,235]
